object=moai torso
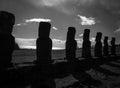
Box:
[36,22,52,64]
[82,29,91,58]
[94,32,102,57]
[110,37,116,56]
[0,11,15,69]
[103,36,109,56]
[66,27,77,62]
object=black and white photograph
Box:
[0,0,120,88]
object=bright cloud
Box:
[52,39,65,44]
[77,15,96,25]
[52,26,58,30]
[25,18,51,23]
[15,38,36,49]
[52,39,65,49]
[15,18,51,26]
[79,33,83,37]
[76,38,83,48]
[15,23,27,26]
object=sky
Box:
[0,0,120,49]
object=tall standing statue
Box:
[36,22,52,64]
[110,37,116,56]
[34,22,55,88]
[0,11,15,69]
[94,32,102,57]
[66,27,77,62]
[65,27,77,73]
[103,36,109,56]
[82,29,91,58]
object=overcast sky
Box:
[1,0,120,49]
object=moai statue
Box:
[34,22,55,88]
[82,29,91,58]
[110,37,116,56]
[65,27,77,73]
[94,32,102,57]
[103,36,109,56]
[66,27,77,62]
[36,22,52,65]
[0,11,15,69]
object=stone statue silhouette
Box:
[103,36,109,56]
[82,29,91,58]
[66,27,77,62]
[0,11,15,69]
[94,32,102,57]
[65,27,77,74]
[36,22,52,64]
[110,37,116,56]
[34,22,55,88]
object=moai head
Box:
[67,27,76,41]
[112,37,115,42]
[104,36,108,42]
[83,29,90,41]
[111,37,116,45]
[38,22,51,38]
[95,32,102,42]
[0,11,15,34]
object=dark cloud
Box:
[99,0,120,14]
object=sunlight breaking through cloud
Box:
[77,15,96,25]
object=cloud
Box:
[75,38,83,48]
[114,28,120,33]
[52,26,58,30]
[28,0,78,15]
[52,39,65,49]
[99,0,120,14]
[15,18,51,26]
[25,18,51,23]
[16,37,96,49]
[77,15,96,25]
[15,38,65,49]
[15,23,27,26]
[79,33,83,37]
[15,38,36,49]
[39,0,67,7]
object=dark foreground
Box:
[1,55,120,88]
